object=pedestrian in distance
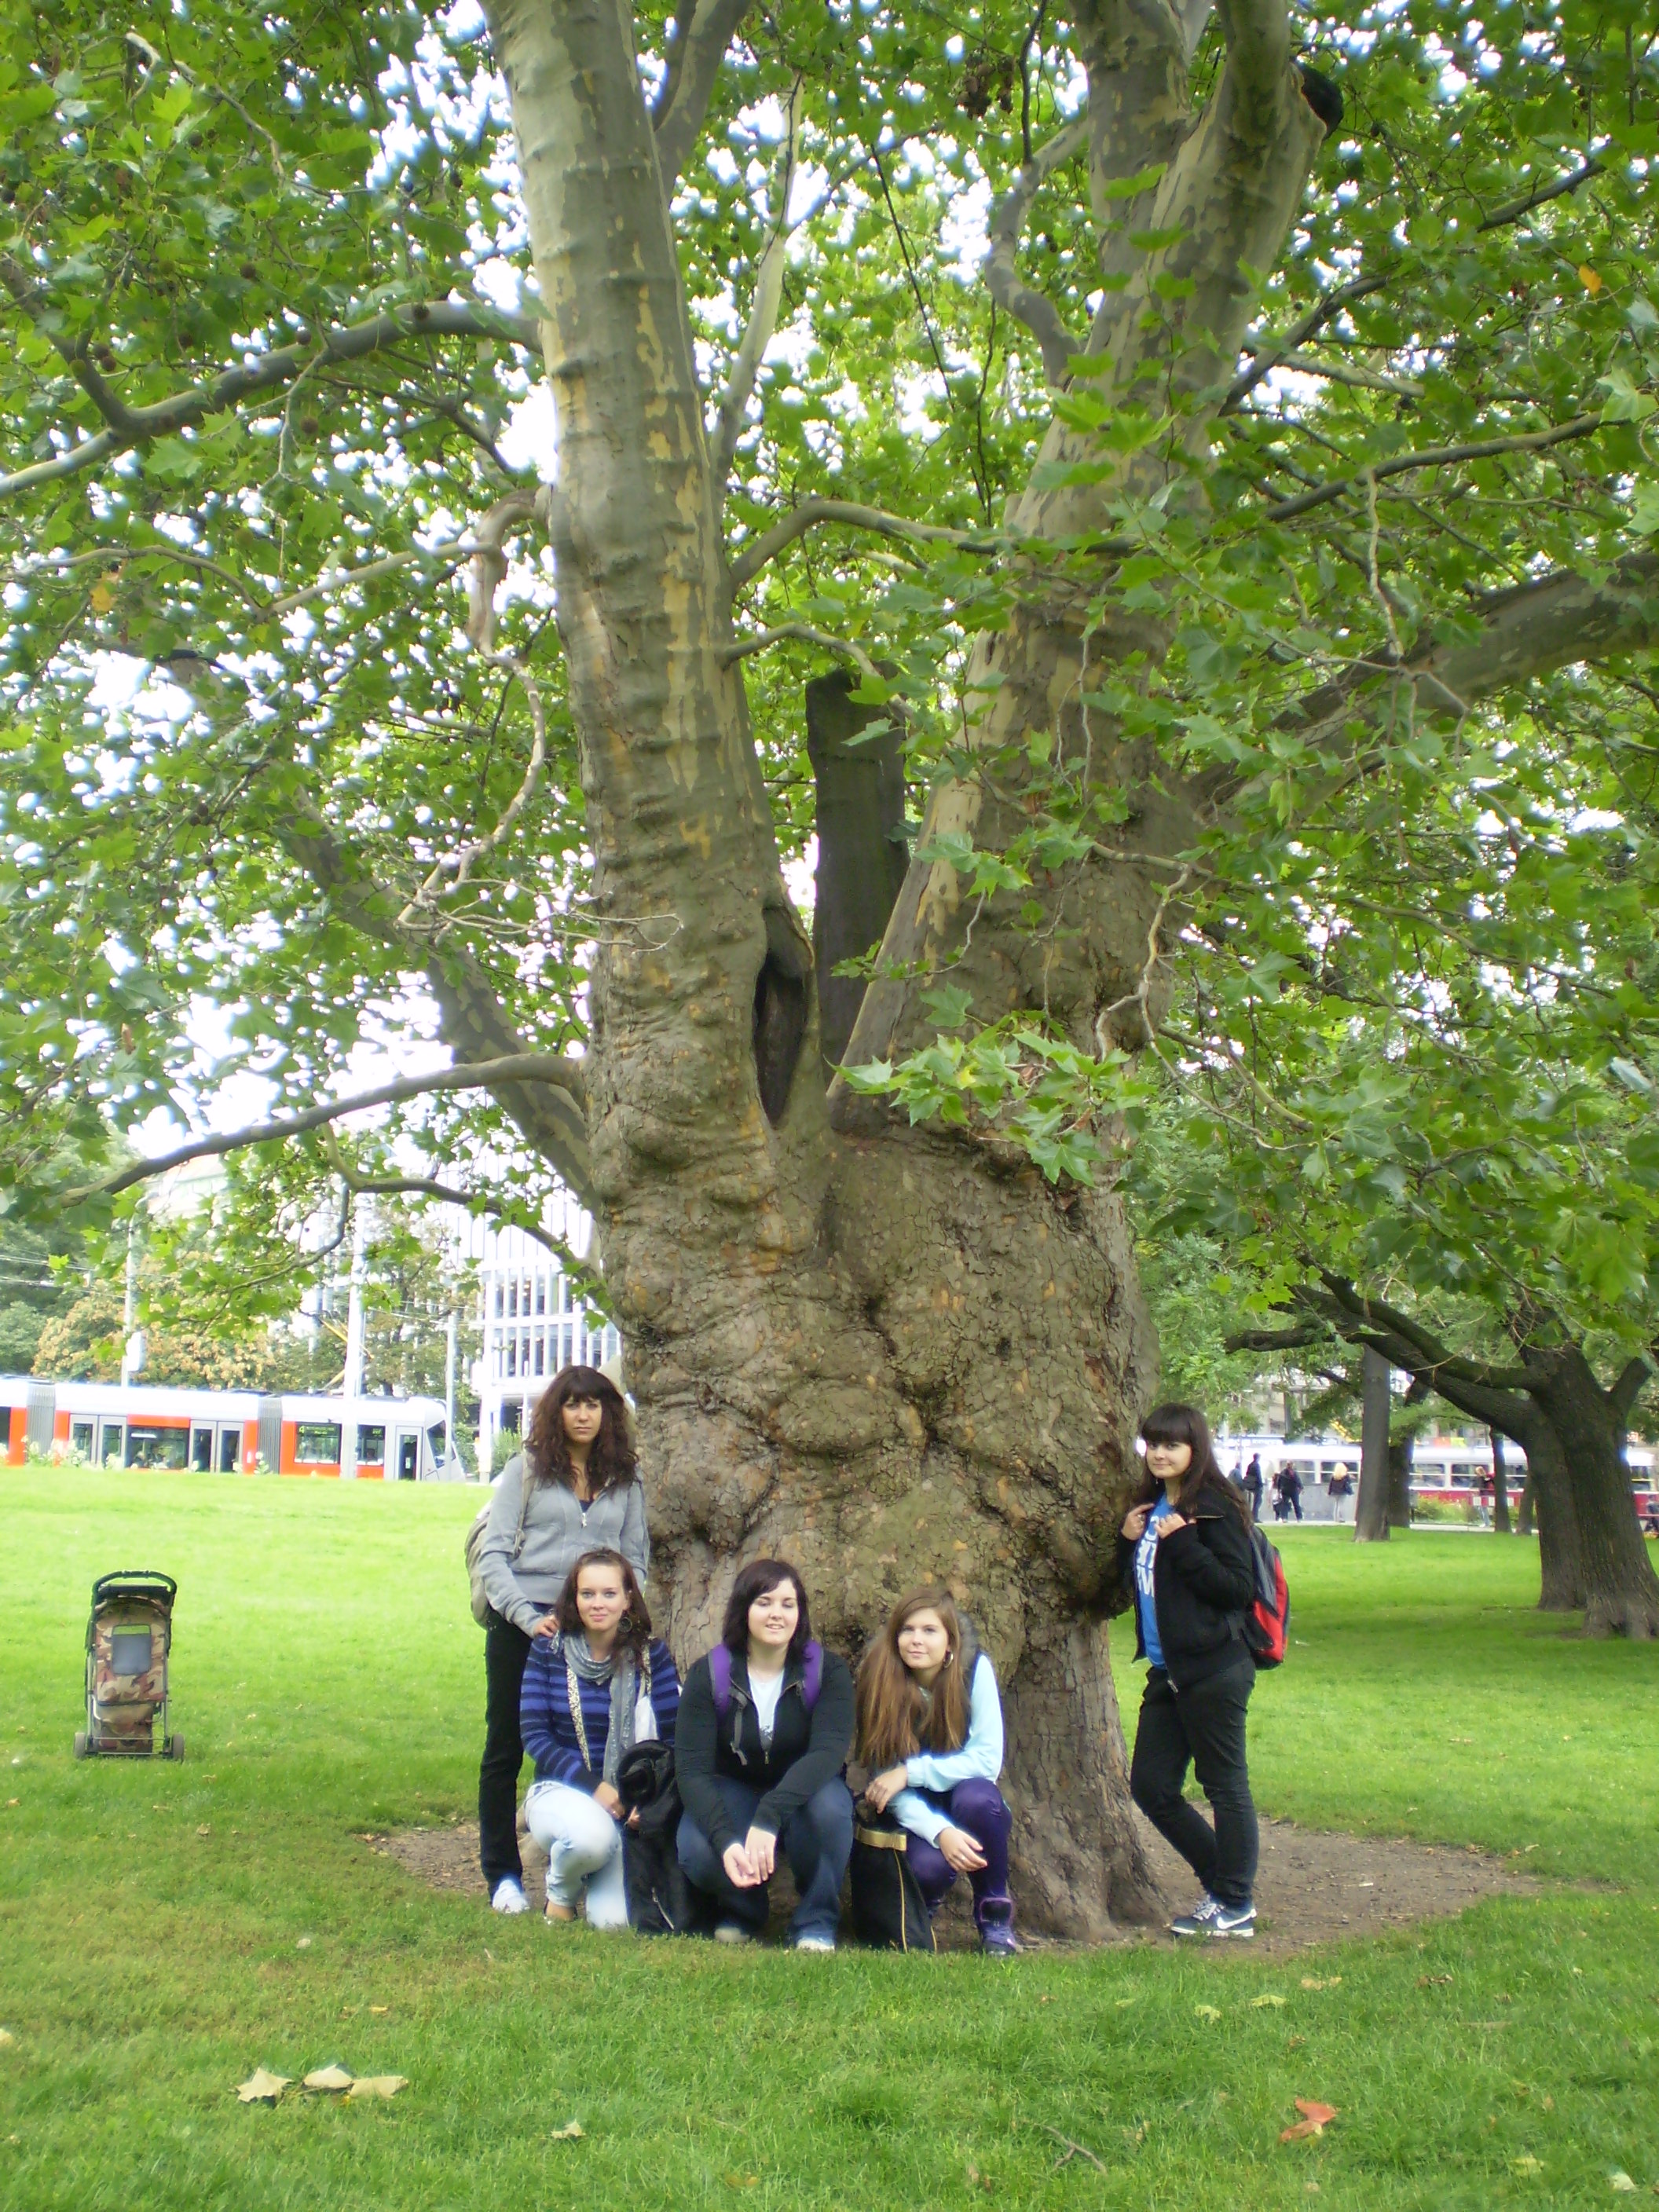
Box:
[519,1548,680,1927]
[1274,1463,1304,1522]
[675,1560,855,1951]
[1119,1401,1262,1940]
[475,1364,650,1917]
[855,1585,1018,1955]
[1242,1453,1264,1522]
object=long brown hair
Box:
[525,1364,636,1493]
[551,1548,653,1665]
[1133,1401,1251,1524]
[855,1585,972,1772]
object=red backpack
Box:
[1243,1527,1291,1668]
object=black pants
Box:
[1130,1659,1258,1908]
[479,1607,533,1891]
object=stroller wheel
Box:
[168,1732,185,1762]
[73,1730,89,1760]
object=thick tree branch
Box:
[1611,1354,1653,1426]
[1264,413,1602,523]
[1214,0,1295,129]
[727,498,1005,588]
[984,111,1091,387]
[651,0,752,190]
[1316,1276,1540,1391]
[720,621,882,686]
[0,289,539,500]
[464,489,540,653]
[712,85,800,489]
[60,1056,587,1207]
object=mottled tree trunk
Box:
[1490,1426,1511,1534]
[476,0,1328,1928]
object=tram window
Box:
[217,1426,241,1473]
[190,1426,214,1472]
[70,1419,95,1459]
[126,1424,189,1470]
[295,1423,342,1463]
[357,1425,386,1466]
[427,1423,447,1470]
[99,1421,124,1466]
[394,1431,419,1481]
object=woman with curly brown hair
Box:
[855,1585,1017,1954]
[475,1364,649,1914]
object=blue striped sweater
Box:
[520,1637,681,1791]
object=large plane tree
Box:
[3,0,1657,1924]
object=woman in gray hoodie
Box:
[477,1364,649,1912]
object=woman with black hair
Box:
[475,1364,649,1915]
[520,1548,679,1927]
[1119,1401,1261,1939]
[674,1560,855,1950]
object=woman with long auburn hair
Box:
[855,1586,1017,1954]
[474,1364,650,1917]
[519,1548,680,1927]
[1117,1401,1261,1941]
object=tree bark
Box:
[1354,1346,1391,1542]
[1518,1476,1535,1536]
[1526,1350,1659,1638]
[806,672,910,1078]
[1386,1430,1414,1528]
[478,0,1184,1932]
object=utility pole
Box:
[444,1307,460,1476]
[119,1211,147,1387]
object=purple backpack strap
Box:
[709,1643,733,1719]
[802,1639,822,1711]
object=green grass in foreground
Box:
[2,1472,1657,2212]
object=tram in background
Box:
[0,1376,459,1481]
[1218,1430,1656,1522]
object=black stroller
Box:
[74,1571,183,1760]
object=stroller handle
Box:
[92,1570,178,1604]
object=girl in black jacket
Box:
[674,1560,855,1950]
[1117,1402,1261,1939]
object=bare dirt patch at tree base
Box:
[363,1812,1540,1957]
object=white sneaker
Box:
[492,1877,530,1915]
[793,1935,836,1952]
[712,1922,753,1945]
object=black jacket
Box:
[1115,1482,1257,1690]
[673,1645,855,1855]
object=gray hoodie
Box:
[478,1452,650,1634]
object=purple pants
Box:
[904,1778,1014,1930]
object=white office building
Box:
[453,1193,621,1462]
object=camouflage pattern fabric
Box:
[88,1596,170,1754]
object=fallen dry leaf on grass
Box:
[1193,2004,1222,2023]
[550,2120,584,2141]
[1251,1994,1287,2009]
[1418,1974,1452,1987]
[1511,2154,1544,2176]
[1608,2174,1636,2194]
[236,2070,291,2105]
[1301,1976,1341,1990]
[1280,2100,1339,2143]
[302,2065,354,2093]
[369,2005,390,2016]
[346,2076,408,2100]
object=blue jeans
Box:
[677,1774,855,1943]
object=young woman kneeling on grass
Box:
[476,1365,650,1917]
[856,1586,1018,1954]
[674,1561,855,1951]
[519,1548,680,1928]
[1119,1401,1261,1941]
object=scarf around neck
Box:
[556,1632,650,1788]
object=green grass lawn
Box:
[2,1471,1657,2212]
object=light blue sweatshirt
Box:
[889,1653,1005,1846]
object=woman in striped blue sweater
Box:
[519,1548,680,1928]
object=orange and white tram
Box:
[1,1376,454,1481]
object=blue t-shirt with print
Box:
[1134,1495,1173,1669]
